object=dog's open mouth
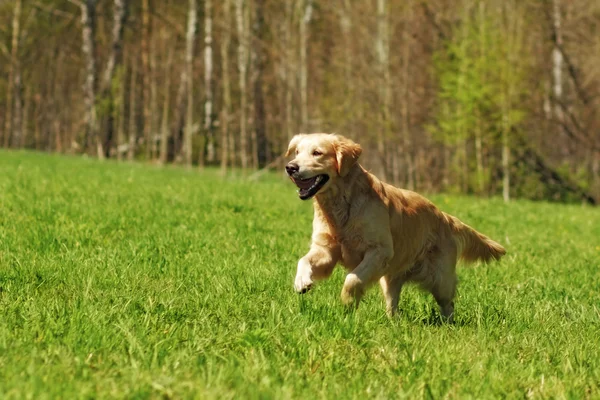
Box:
[291,174,329,200]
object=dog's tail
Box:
[444,213,506,264]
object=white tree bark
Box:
[141,0,152,160]
[101,0,126,91]
[338,0,352,137]
[100,0,127,158]
[159,36,174,165]
[183,0,198,167]
[203,0,214,165]
[235,0,249,169]
[80,0,98,154]
[299,0,312,132]
[3,0,21,148]
[376,0,390,181]
[401,3,415,190]
[552,0,566,156]
[127,54,137,161]
[284,0,294,142]
[220,0,232,174]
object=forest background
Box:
[1,0,599,204]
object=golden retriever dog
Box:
[285,133,505,322]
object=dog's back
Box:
[376,179,505,278]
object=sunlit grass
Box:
[0,151,599,398]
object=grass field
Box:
[0,151,599,399]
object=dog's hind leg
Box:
[429,253,458,323]
[379,275,405,317]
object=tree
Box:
[79,0,98,155]
[235,0,249,169]
[298,0,312,133]
[100,0,127,159]
[220,0,233,174]
[252,0,268,167]
[3,0,21,148]
[202,0,214,166]
[183,0,198,167]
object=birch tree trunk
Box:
[159,37,174,165]
[149,26,158,160]
[339,0,352,136]
[401,3,415,190]
[183,0,198,167]
[299,0,312,132]
[552,0,566,155]
[284,0,294,143]
[141,0,152,160]
[236,0,249,169]
[203,0,215,166]
[80,0,98,154]
[376,0,390,181]
[127,55,137,161]
[12,67,23,148]
[101,0,127,159]
[117,61,126,161]
[220,0,232,174]
[475,0,485,194]
[253,0,268,167]
[3,0,21,148]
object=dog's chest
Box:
[316,197,370,269]
[332,224,368,270]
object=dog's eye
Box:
[312,150,322,156]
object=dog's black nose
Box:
[286,163,299,176]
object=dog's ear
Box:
[285,134,305,157]
[335,135,362,177]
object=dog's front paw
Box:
[294,274,313,294]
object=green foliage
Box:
[430,2,531,196]
[0,152,599,398]
[431,4,529,145]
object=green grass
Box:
[0,151,599,399]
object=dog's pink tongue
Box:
[294,177,314,190]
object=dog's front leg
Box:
[294,242,340,294]
[341,246,393,307]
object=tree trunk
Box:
[101,0,127,159]
[299,0,312,132]
[3,0,21,148]
[202,0,214,166]
[339,0,352,137]
[117,60,126,161]
[236,0,249,169]
[376,0,390,181]
[127,54,138,161]
[141,0,152,160]
[21,86,30,148]
[220,0,232,175]
[149,24,159,161]
[80,0,98,154]
[401,4,415,190]
[502,119,510,202]
[12,69,23,148]
[183,0,198,167]
[284,0,294,144]
[475,0,485,194]
[159,38,174,165]
[252,0,268,167]
[552,0,565,154]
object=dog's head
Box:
[285,133,362,200]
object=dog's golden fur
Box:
[286,133,505,321]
